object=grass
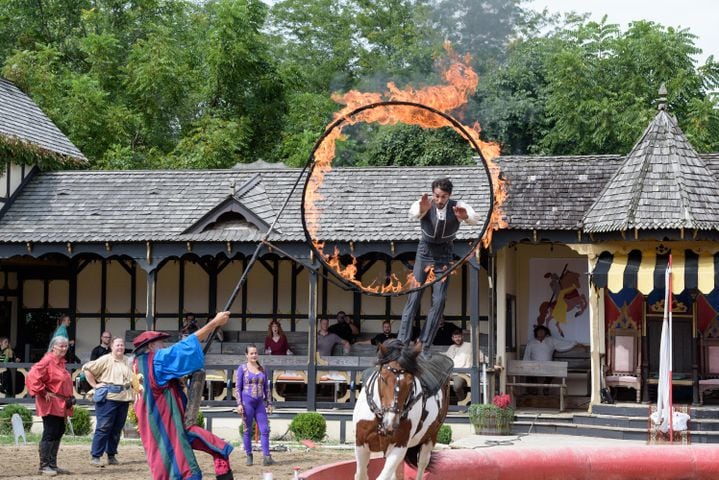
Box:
[0,434,147,445]
[0,433,354,450]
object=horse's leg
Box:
[378,446,406,480]
[414,441,435,479]
[354,444,371,480]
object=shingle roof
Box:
[1,128,718,243]
[582,108,719,233]
[0,166,492,243]
[494,155,624,230]
[0,78,86,162]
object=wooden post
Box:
[468,257,481,405]
[307,267,318,410]
[145,269,156,330]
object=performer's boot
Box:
[49,440,70,474]
[262,455,275,466]
[245,454,253,466]
[214,457,233,480]
[38,441,57,476]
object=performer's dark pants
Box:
[398,242,452,354]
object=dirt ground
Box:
[0,443,356,479]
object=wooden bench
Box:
[507,359,568,411]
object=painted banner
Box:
[528,258,590,343]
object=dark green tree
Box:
[538,19,719,154]
[475,17,719,155]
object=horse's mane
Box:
[376,339,421,376]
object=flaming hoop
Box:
[301,100,495,297]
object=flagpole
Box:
[668,254,674,443]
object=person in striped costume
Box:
[132,312,233,480]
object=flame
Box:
[305,42,506,294]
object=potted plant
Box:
[467,393,514,435]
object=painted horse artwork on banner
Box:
[353,339,450,480]
[536,263,588,337]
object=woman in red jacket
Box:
[27,335,74,476]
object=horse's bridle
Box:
[366,364,424,435]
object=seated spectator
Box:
[445,329,485,403]
[90,331,112,360]
[317,317,349,358]
[0,336,19,362]
[432,315,461,346]
[0,336,20,394]
[523,325,578,362]
[180,313,199,336]
[328,311,359,343]
[523,324,580,394]
[356,320,397,347]
[264,320,292,355]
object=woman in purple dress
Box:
[236,344,273,466]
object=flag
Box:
[650,255,690,435]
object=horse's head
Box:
[374,339,422,434]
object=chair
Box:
[605,327,642,402]
[699,337,719,404]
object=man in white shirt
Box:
[523,325,578,362]
[523,325,579,394]
[444,329,485,402]
[397,177,481,359]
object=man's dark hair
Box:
[382,320,391,326]
[452,328,462,336]
[533,325,551,338]
[432,177,453,194]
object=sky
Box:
[526,0,718,65]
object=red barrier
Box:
[301,446,719,480]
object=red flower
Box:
[492,393,511,410]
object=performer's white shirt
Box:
[408,199,481,225]
[445,341,485,368]
[523,336,577,362]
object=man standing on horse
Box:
[397,177,481,358]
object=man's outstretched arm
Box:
[194,311,231,343]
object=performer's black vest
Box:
[420,199,460,244]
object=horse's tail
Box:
[404,444,436,472]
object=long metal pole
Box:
[185,164,310,427]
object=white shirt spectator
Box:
[523,336,577,362]
[445,341,486,368]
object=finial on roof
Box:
[657,83,668,111]
[230,180,236,196]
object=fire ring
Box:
[301,100,495,297]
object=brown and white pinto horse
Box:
[353,340,450,480]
